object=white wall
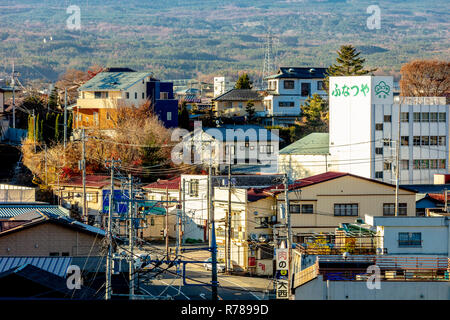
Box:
[294,275,450,300]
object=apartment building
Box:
[329,75,449,184]
[263,67,327,126]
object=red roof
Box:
[142,177,181,190]
[428,193,446,203]
[294,171,348,188]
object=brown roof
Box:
[57,175,113,188]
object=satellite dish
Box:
[253,211,258,216]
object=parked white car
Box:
[203,258,226,272]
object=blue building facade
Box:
[146,81,178,128]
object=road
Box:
[132,244,274,300]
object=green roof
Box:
[279,132,329,155]
[78,71,153,92]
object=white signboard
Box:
[276,279,289,299]
[276,248,288,271]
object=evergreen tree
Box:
[324,45,377,93]
[178,102,190,130]
[67,113,73,139]
[301,94,328,129]
[235,73,253,89]
[245,100,256,122]
[48,87,59,109]
[55,114,60,141]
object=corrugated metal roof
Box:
[0,205,70,218]
[78,71,152,91]
[0,256,72,277]
[280,132,329,155]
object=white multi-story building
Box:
[329,75,449,184]
[214,77,235,98]
[263,67,327,127]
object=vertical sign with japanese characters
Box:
[276,248,289,299]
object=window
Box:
[401,136,409,146]
[284,80,295,89]
[289,205,300,214]
[439,112,446,122]
[430,159,438,169]
[421,136,429,146]
[421,112,429,122]
[126,92,130,99]
[439,159,446,169]
[430,112,438,122]
[383,138,391,146]
[188,179,199,197]
[375,123,383,131]
[301,204,314,214]
[383,203,407,216]
[401,160,409,170]
[413,112,421,122]
[279,101,295,107]
[375,171,383,179]
[334,204,358,216]
[420,159,429,169]
[268,81,277,91]
[49,252,59,256]
[375,147,383,155]
[430,136,438,145]
[106,112,111,120]
[94,91,102,99]
[238,102,243,109]
[167,112,172,121]
[61,252,70,256]
[384,115,391,122]
[301,83,311,97]
[317,81,325,90]
[150,217,155,226]
[398,232,422,247]
[256,217,269,228]
[439,136,446,146]
[413,160,420,170]
[142,92,145,99]
[135,92,138,99]
[160,92,169,100]
[400,112,409,122]
[383,162,392,170]
[413,136,421,146]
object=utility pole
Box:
[32,110,35,152]
[395,104,401,216]
[11,62,15,129]
[105,158,121,300]
[226,146,232,274]
[81,129,87,223]
[283,173,292,298]
[64,88,68,149]
[165,187,169,258]
[128,173,135,300]
[182,179,186,246]
[211,219,218,301]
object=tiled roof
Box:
[280,133,329,155]
[212,89,263,101]
[266,67,327,80]
[0,205,70,219]
[0,210,106,238]
[427,193,446,203]
[142,177,181,190]
[78,71,153,91]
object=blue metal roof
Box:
[0,256,72,277]
[0,205,70,218]
[78,71,152,91]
